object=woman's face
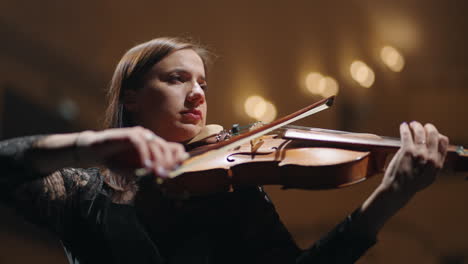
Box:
[129,49,207,142]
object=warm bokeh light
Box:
[258,101,277,123]
[305,72,339,97]
[381,46,405,72]
[305,72,324,95]
[252,100,267,119]
[350,61,375,88]
[244,95,265,118]
[319,77,339,97]
[244,95,277,122]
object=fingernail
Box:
[144,159,153,169]
[156,166,168,178]
[182,152,190,160]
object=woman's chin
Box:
[171,122,204,142]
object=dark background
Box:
[0,0,467,263]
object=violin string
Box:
[284,125,400,140]
[283,129,402,149]
[282,125,402,147]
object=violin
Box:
[150,97,468,198]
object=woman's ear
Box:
[122,89,139,112]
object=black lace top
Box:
[0,136,376,264]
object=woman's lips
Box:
[180,109,202,122]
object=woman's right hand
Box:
[74,126,188,179]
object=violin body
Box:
[162,134,389,197]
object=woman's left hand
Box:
[347,121,449,238]
[380,121,449,198]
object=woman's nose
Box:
[186,83,205,106]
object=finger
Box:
[400,122,413,149]
[424,123,439,156]
[146,139,168,177]
[138,127,174,169]
[134,127,163,168]
[437,135,449,169]
[410,121,427,146]
[129,134,153,169]
[388,123,415,177]
[158,141,176,171]
[409,121,427,162]
[170,143,189,165]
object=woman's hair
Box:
[104,37,213,129]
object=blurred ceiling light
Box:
[305,72,339,98]
[244,95,265,118]
[350,61,375,88]
[305,72,324,95]
[319,77,339,97]
[258,102,277,123]
[252,100,267,119]
[381,46,405,72]
[244,95,277,123]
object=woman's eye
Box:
[168,75,183,83]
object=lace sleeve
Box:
[0,135,102,236]
[10,167,102,236]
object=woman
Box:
[0,37,449,264]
